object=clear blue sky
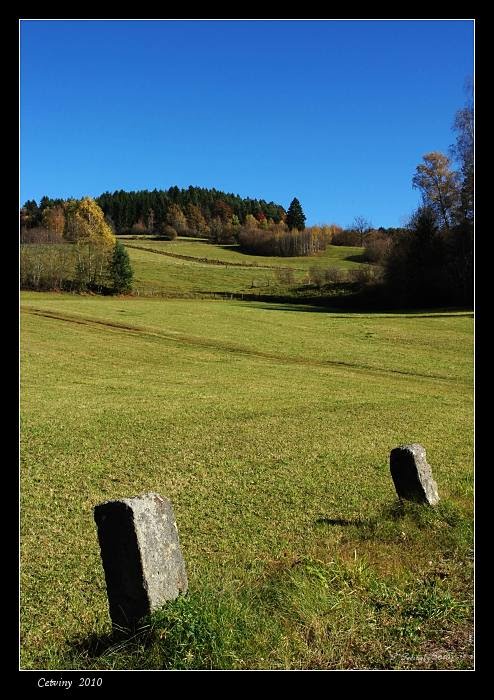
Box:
[20,19,474,228]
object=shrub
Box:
[20,227,64,244]
[158,224,178,240]
[309,266,324,288]
[347,266,382,288]
[363,231,393,264]
[324,266,345,284]
[332,230,361,246]
[274,268,295,286]
[20,244,74,290]
[131,220,149,235]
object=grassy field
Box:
[20,291,473,669]
[125,245,281,296]
[122,238,366,298]
[121,236,367,269]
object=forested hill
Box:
[22,187,287,235]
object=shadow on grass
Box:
[67,618,192,669]
[315,499,468,529]
[316,500,472,555]
[314,503,406,529]
[240,301,473,317]
[344,253,368,263]
[315,517,368,527]
[69,623,151,663]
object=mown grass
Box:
[125,245,283,296]
[20,293,473,669]
[121,237,366,270]
[122,238,367,298]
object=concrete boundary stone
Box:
[390,444,440,505]
[94,492,188,628]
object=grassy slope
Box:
[125,246,280,295]
[20,293,473,669]
[123,238,366,297]
[122,237,367,269]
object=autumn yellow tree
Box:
[64,197,115,246]
[63,197,116,290]
[244,214,259,229]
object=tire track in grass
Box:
[22,306,470,385]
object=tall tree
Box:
[166,203,187,233]
[185,203,209,236]
[351,216,373,246]
[22,199,42,227]
[412,152,460,230]
[42,206,65,236]
[450,89,473,225]
[64,198,116,290]
[286,198,306,231]
[213,199,233,223]
[384,206,445,305]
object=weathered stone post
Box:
[389,444,440,505]
[93,492,188,628]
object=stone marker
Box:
[93,492,188,628]
[390,444,440,505]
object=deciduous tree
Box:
[64,197,115,246]
[351,216,373,247]
[412,152,460,230]
[450,94,473,225]
[185,203,209,235]
[213,200,233,223]
[166,203,187,233]
[64,198,115,290]
[42,206,65,237]
[244,214,259,229]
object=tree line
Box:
[21,186,287,238]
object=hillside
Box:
[122,237,367,298]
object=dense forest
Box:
[21,186,287,236]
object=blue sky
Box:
[20,19,474,228]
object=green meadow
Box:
[123,237,366,269]
[122,238,366,297]
[20,281,473,669]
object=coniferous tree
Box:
[286,197,306,231]
[110,241,133,294]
